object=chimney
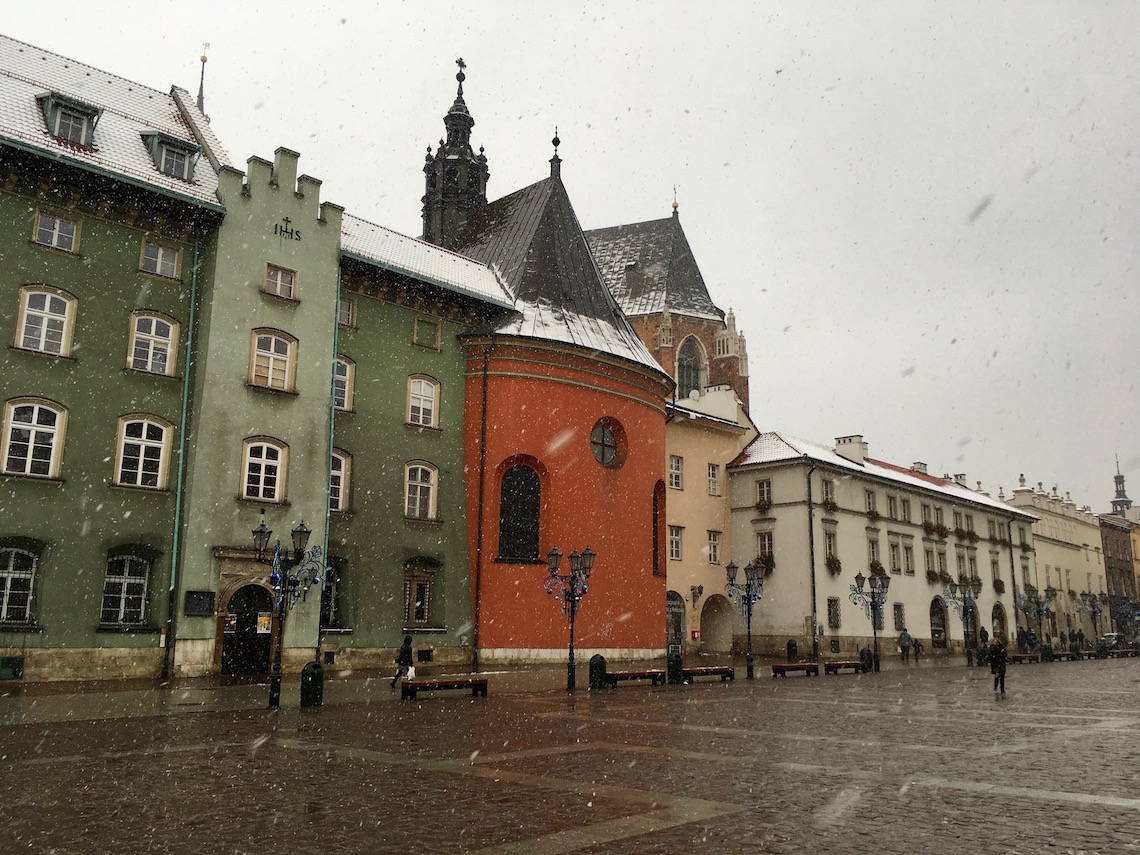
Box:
[834,435,867,464]
[911,462,928,475]
[954,473,968,487]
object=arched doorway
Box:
[666,591,686,652]
[700,594,734,652]
[930,598,948,649]
[991,603,1008,642]
[221,584,273,675]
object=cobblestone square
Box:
[2,657,1139,853]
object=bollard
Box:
[588,654,608,691]
[786,639,798,662]
[300,659,324,708]
[667,651,684,684]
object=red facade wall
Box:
[463,338,670,653]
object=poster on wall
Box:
[223,614,236,634]
[257,613,272,634]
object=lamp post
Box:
[850,570,890,672]
[725,559,764,679]
[543,546,595,693]
[943,576,983,665]
[1015,583,1055,650]
[252,510,323,710]
[1078,591,1107,640]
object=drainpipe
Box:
[162,235,200,680]
[1007,519,1019,633]
[319,267,341,662]
[472,343,490,673]
[805,458,819,659]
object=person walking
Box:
[990,636,1007,695]
[391,635,414,688]
[898,628,911,662]
[912,636,922,660]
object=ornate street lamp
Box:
[544,546,595,693]
[725,559,764,679]
[850,570,890,672]
[944,576,984,665]
[252,510,324,709]
[1077,591,1107,640]
[1015,583,1055,650]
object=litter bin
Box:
[300,659,324,708]
[786,639,798,662]
[667,651,684,684]
[589,654,608,691]
[859,646,874,673]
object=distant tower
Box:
[422,58,489,249]
[1111,457,1132,516]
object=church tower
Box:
[421,59,489,249]
[1111,458,1132,516]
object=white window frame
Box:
[822,478,835,504]
[17,287,75,356]
[140,241,180,278]
[115,415,172,489]
[101,555,149,625]
[889,543,901,573]
[707,463,720,496]
[668,455,683,490]
[757,479,772,505]
[865,489,877,513]
[55,107,90,144]
[707,531,721,565]
[404,576,433,625]
[330,449,351,512]
[407,376,439,428]
[888,496,898,520]
[2,398,67,479]
[757,531,774,560]
[868,539,880,564]
[337,297,355,327]
[901,499,912,523]
[264,264,296,299]
[160,144,189,179]
[334,357,355,411]
[243,438,287,502]
[34,212,78,252]
[128,313,177,375]
[904,545,914,575]
[825,531,837,558]
[404,462,438,520]
[0,548,36,623]
[250,331,296,391]
[668,525,683,561]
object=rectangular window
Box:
[757,479,772,505]
[404,577,432,625]
[827,596,841,630]
[953,511,963,530]
[337,297,355,327]
[707,463,720,496]
[988,520,997,540]
[903,545,914,575]
[101,556,149,625]
[868,539,879,563]
[668,455,683,490]
[900,499,911,523]
[330,451,351,512]
[668,526,683,561]
[921,503,931,523]
[34,212,77,252]
[1018,526,1027,546]
[160,144,188,179]
[335,358,355,411]
[1021,561,1029,587]
[757,531,773,559]
[825,531,837,557]
[888,496,898,519]
[865,489,876,513]
[413,317,440,349]
[56,108,89,144]
[320,567,344,629]
[264,264,295,299]
[938,552,947,576]
[0,548,36,623]
[965,514,974,533]
[822,479,834,504]
[874,601,885,631]
[925,548,934,574]
[141,241,179,278]
[893,603,906,632]
[707,531,721,565]
[956,553,966,578]
[889,543,901,573]
[934,507,944,526]
[968,555,978,578]
[991,558,1000,581]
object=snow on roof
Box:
[733,431,1038,519]
[340,212,513,308]
[0,34,227,209]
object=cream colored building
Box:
[1006,477,1107,643]
[663,387,756,654]
[727,433,1037,659]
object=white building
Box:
[728,433,1038,659]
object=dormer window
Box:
[140,132,200,182]
[37,92,102,147]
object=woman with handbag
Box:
[391,635,414,688]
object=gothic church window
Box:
[498,465,540,561]
[676,337,705,399]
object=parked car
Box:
[1100,632,1122,649]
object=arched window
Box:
[407,376,439,428]
[0,547,37,623]
[405,462,438,520]
[676,337,705,399]
[17,286,76,357]
[249,330,297,391]
[128,312,178,375]
[115,415,172,489]
[652,480,666,576]
[101,554,151,625]
[2,398,67,478]
[498,465,540,561]
[243,438,288,502]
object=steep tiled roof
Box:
[584,214,723,321]
[732,431,1038,519]
[340,213,513,308]
[457,176,668,377]
[0,33,227,209]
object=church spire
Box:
[422,58,489,249]
[549,128,561,178]
[1111,456,1132,516]
[196,44,209,119]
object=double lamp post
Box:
[850,570,890,672]
[943,576,983,664]
[544,546,596,693]
[725,559,765,679]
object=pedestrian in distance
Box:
[912,636,922,660]
[979,626,989,647]
[1016,625,1027,653]
[898,628,911,662]
[391,635,414,688]
[1059,631,1068,650]
[990,636,1007,695]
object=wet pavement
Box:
[2,654,1139,854]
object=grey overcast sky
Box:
[6,1,1137,510]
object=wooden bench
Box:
[823,660,866,675]
[401,676,489,701]
[1051,651,1078,661]
[605,669,666,688]
[681,666,735,683]
[1008,653,1039,665]
[1108,648,1139,658]
[771,662,819,677]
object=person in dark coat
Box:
[990,636,1007,694]
[391,635,414,688]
